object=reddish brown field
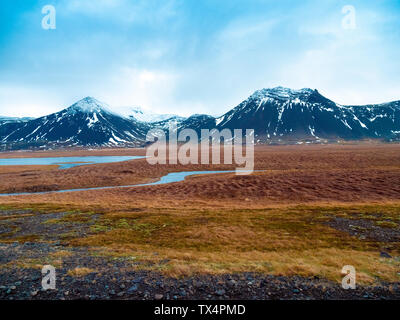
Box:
[0,144,399,284]
[0,144,399,207]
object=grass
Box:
[51,250,73,258]
[43,211,97,225]
[1,146,400,284]
[67,267,96,277]
[0,165,57,174]
[2,256,63,270]
[0,234,42,243]
[0,201,399,284]
[375,221,398,228]
[59,203,399,284]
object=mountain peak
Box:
[250,87,316,101]
[268,86,315,94]
[68,97,111,113]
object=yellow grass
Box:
[67,267,96,277]
[59,203,400,284]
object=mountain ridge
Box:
[211,87,400,143]
[0,97,150,150]
[113,105,185,123]
[1,88,400,150]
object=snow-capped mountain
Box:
[1,89,400,150]
[151,116,188,130]
[178,114,218,135]
[114,106,185,123]
[0,116,34,124]
[0,97,150,149]
[213,87,400,142]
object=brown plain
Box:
[0,144,399,206]
[0,144,400,283]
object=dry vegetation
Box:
[0,144,400,284]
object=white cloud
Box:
[1,1,399,117]
[101,67,184,114]
[278,40,400,105]
[0,85,62,117]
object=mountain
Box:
[1,89,400,150]
[151,116,188,131]
[178,114,219,135]
[114,106,185,123]
[0,117,37,148]
[0,116,35,124]
[0,97,150,150]
[212,87,400,143]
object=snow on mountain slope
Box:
[1,89,400,150]
[0,97,150,149]
[0,116,35,124]
[114,106,185,123]
[213,87,400,142]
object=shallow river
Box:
[0,155,251,196]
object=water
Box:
[136,170,237,186]
[0,170,253,197]
[0,156,145,170]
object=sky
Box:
[0,0,400,117]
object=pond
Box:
[0,156,145,169]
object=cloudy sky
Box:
[0,0,399,117]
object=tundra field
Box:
[0,144,399,300]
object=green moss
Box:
[116,219,130,228]
[90,225,110,233]
[131,223,158,235]
[59,231,79,239]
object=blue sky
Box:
[0,0,399,117]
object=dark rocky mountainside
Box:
[1,88,400,149]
